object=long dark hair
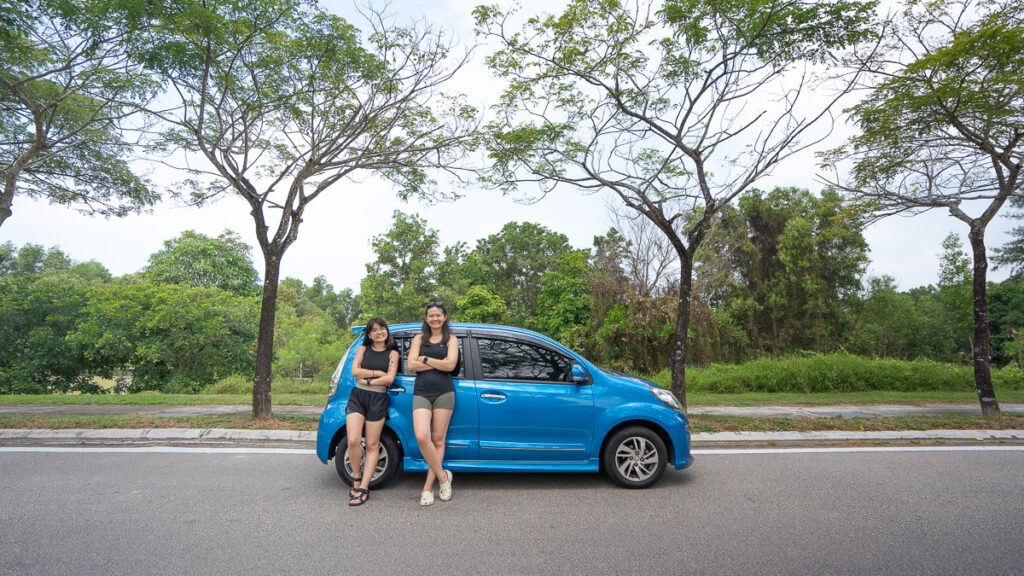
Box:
[362,317,396,350]
[421,301,451,345]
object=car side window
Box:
[477,337,572,383]
[395,335,464,378]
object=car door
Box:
[389,332,477,461]
[472,335,595,461]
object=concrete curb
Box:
[3,428,1023,443]
[0,428,315,442]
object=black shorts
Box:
[345,387,389,421]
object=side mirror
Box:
[571,364,587,384]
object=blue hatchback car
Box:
[316,323,693,488]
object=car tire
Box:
[602,426,667,488]
[335,431,401,489]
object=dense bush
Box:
[650,353,1024,394]
[0,273,102,393]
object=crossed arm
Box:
[407,334,459,373]
[352,348,400,387]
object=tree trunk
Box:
[967,226,1000,415]
[253,255,282,418]
[670,254,694,413]
[0,175,16,230]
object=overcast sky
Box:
[1,0,1015,293]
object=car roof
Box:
[350,322,570,351]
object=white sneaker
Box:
[439,470,453,501]
[419,490,434,506]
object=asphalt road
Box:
[2,449,1022,576]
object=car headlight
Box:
[650,387,683,412]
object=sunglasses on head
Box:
[426,301,445,309]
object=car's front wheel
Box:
[335,432,401,489]
[602,426,667,488]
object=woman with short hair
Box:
[345,317,399,506]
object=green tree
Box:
[306,275,360,330]
[143,230,260,296]
[0,0,159,229]
[695,187,868,356]
[360,211,444,323]
[0,272,98,393]
[454,285,507,324]
[992,200,1024,278]
[988,278,1024,370]
[68,260,112,284]
[846,276,950,360]
[141,1,478,416]
[465,222,576,326]
[73,281,259,392]
[824,0,1024,414]
[0,241,73,277]
[476,0,877,409]
[937,233,973,356]
[273,304,350,380]
[530,251,593,347]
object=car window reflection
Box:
[478,338,571,382]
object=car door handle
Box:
[480,393,506,400]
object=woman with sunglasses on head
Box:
[345,317,400,506]
[407,301,459,506]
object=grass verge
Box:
[2,413,1022,433]
[4,390,1024,406]
[688,413,1024,433]
[0,414,320,430]
[0,392,325,406]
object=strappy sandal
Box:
[349,488,369,506]
[348,477,362,499]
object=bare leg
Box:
[429,408,453,489]
[359,418,386,491]
[345,413,366,490]
[413,408,450,491]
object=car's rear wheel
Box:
[602,426,667,488]
[335,432,401,489]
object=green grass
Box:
[3,412,1020,433]
[685,390,1024,406]
[3,389,1023,408]
[0,414,320,430]
[650,354,1024,394]
[0,391,325,406]
[687,413,1024,433]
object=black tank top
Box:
[361,347,392,372]
[414,339,454,397]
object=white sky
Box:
[0,0,1015,293]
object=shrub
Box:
[647,353,1024,393]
